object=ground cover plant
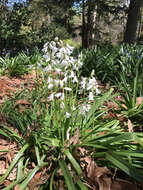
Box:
[0,39,143,189]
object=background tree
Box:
[124,0,143,44]
[80,0,127,48]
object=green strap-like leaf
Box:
[0,143,29,184]
[19,166,40,190]
[64,149,82,175]
[83,88,114,125]
[106,152,143,182]
[59,158,77,190]
[50,169,56,190]
[77,179,88,190]
[3,174,27,190]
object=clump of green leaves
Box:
[0,53,32,77]
[81,44,143,87]
[0,88,143,189]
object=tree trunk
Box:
[124,0,142,44]
[82,0,88,48]
[87,0,96,49]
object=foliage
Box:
[81,44,143,86]
[0,40,143,189]
[1,86,143,189]
[0,53,32,77]
[80,44,120,83]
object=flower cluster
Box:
[38,38,100,115]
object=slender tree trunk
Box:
[91,8,96,49]
[82,0,88,48]
[124,0,142,44]
[137,11,142,39]
[87,0,96,49]
[87,0,92,48]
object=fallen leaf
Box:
[14,184,21,190]
[111,178,138,190]
[69,128,80,145]
[4,180,11,186]
[128,119,134,132]
[85,157,112,190]
[14,99,30,107]
[136,97,143,107]
[116,114,126,122]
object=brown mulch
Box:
[0,71,36,104]
[0,72,36,189]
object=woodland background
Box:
[0,0,143,55]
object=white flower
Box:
[48,93,54,101]
[42,47,48,53]
[49,42,55,50]
[65,47,72,55]
[43,42,48,48]
[72,64,78,71]
[54,37,59,42]
[73,76,78,83]
[86,77,97,91]
[64,87,72,91]
[88,92,94,101]
[61,60,68,67]
[43,53,50,62]
[54,79,59,87]
[52,60,57,65]
[66,44,74,51]
[59,80,64,88]
[60,93,65,100]
[96,88,101,95]
[29,65,34,69]
[60,47,66,54]
[41,39,100,101]
[47,77,53,84]
[60,102,65,108]
[79,104,91,116]
[72,106,76,111]
[51,41,56,47]
[91,69,95,77]
[66,112,71,118]
[78,60,83,68]
[69,57,75,64]
[56,52,63,59]
[69,71,75,78]
[65,55,70,62]
[37,63,42,69]
[80,77,87,89]
[48,83,53,90]
[44,65,52,72]
[66,127,71,140]
[63,77,68,83]
[55,92,62,98]
[52,47,58,55]
[55,68,61,73]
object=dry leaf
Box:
[116,114,126,122]
[128,119,134,132]
[136,97,143,107]
[111,179,138,190]
[4,180,11,187]
[85,157,112,190]
[14,99,30,107]
[69,128,80,145]
[59,179,64,190]
[14,184,21,190]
